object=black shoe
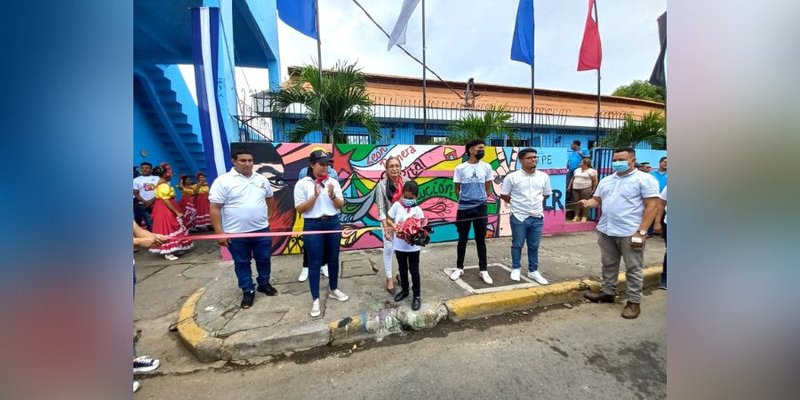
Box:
[257,283,278,296]
[241,290,255,309]
[394,291,409,302]
[411,296,421,311]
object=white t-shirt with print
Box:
[133,175,160,202]
[453,161,494,210]
[388,202,425,252]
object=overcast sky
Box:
[258,0,666,95]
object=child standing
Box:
[387,181,425,311]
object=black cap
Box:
[309,149,332,164]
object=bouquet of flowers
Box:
[395,217,433,247]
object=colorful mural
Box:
[239,142,597,255]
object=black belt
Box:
[306,215,337,221]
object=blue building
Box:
[254,70,666,151]
[133,0,280,176]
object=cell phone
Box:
[631,236,643,244]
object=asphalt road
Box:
[136,290,666,400]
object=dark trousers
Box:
[455,204,488,271]
[661,223,667,287]
[303,218,341,300]
[396,250,421,297]
[134,202,153,231]
[228,227,272,292]
[302,238,330,268]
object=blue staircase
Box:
[134,65,205,174]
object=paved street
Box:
[135,290,666,399]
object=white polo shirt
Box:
[133,175,160,202]
[594,169,660,237]
[294,176,343,219]
[208,168,273,233]
[500,168,552,219]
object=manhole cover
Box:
[340,258,376,278]
[444,263,542,294]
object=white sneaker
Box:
[133,381,140,393]
[328,289,349,302]
[510,268,521,282]
[298,267,309,282]
[527,270,549,285]
[479,271,493,285]
[133,356,160,373]
[449,268,464,281]
[164,254,179,261]
[310,299,321,317]
[321,264,329,278]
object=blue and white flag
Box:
[191,7,231,181]
[510,0,534,65]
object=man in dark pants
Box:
[654,186,667,289]
[449,138,496,285]
[209,148,279,309]
[133,162,158,231]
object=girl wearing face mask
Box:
[386,181,425,311]
[150,163,193,260]
[374,156,409,295]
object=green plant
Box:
[270,60,381,143]
[445,105,516,145]
[600,111,666,150]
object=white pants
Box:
[382,237,394,278]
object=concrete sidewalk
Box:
[135,230,665,364]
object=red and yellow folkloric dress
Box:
[150,183,194,255]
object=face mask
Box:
[402,199,416,207]
[475,150,485,160]
[612,161,630,173]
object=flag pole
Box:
[314,0,328,144]
[594,1,600,146]
[422,0,428,136]
[530,1,535,146]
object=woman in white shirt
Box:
[373,156,409,295]
[567,157,598,222]
[293,150,350,317]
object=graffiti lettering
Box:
[420,181,454,199]
[544,189,564,211]
[404,156,428,179]
[395,146,417,164]
[369,147,389,166]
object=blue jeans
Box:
[303,218,341,300]
[228,227,272,292]
[510,214,544,272]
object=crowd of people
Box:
[132,142,666,391]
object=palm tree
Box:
[600,111,666,150]
[445,105,516,145]
[270,60,381,143]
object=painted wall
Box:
[232,143,670,255]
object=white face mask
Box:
[402,198,416,207]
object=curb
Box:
[176,265,663,361]
[446,266,662,321]
[176,287,223,362]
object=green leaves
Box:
[611,80,666,103]
[445,105,516,145]
[601,111,666,150]
[270,60,381,143]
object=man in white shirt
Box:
[133,162,159,230]
[500,148,552,285]
[579,147,660,319]
[209,148,277,309]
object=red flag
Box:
[577,0,602,71]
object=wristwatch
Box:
[637,229,647,236]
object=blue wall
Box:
[133,102,182,186]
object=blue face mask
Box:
[612,161,630,173]
[402,198,416,207]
